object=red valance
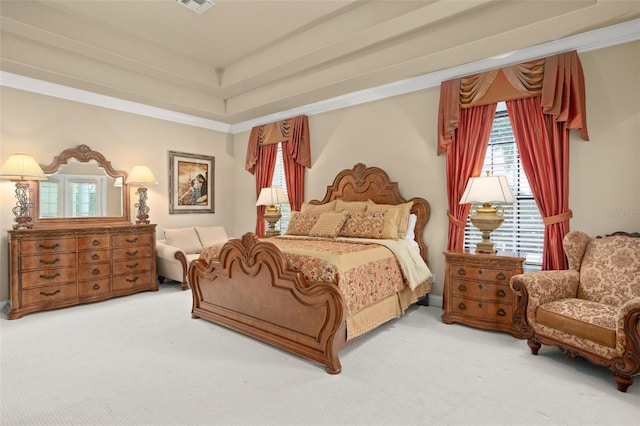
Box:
[245,115,311,174]
[437,51,589,155]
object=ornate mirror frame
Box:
[30,144,130,228]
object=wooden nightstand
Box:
[442,249,525,337]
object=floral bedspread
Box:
[199,236,408,315]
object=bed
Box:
[188,163,432,373]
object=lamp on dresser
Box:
[256,186,288,237]
[126,165,157,225]
[0,153,47,229]
[459,171,515,254]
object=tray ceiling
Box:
[1,0,639,125]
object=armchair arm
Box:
[612,297,640,377]
[156,240,187,261]
[510,270,580,337]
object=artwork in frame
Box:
[169,151,215,214]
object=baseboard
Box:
[429,294,443,309]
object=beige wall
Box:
[1,41,638,302]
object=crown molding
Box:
[1,19,638,135]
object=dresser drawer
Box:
[451,264,513,283]
[113,258,150,275]
[451,296,513,325]
[78,263,111,281]
[112,271,154,291]
[78,235,109,250]
[111,233,153,248]
[78,249,110,264]
[112,245,152,261]
[21,267,76,288]
[20,237,76,255]
[78,278,111,298]
[450,279,512,303]
[20,253,76,271]
[21,283,77,307]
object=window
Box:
[271,144,291,232]
[39,175,106,218]
[463,105,544,269]
[39,180,61,218]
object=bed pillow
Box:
[339,210,397,239]
[405,213,418,243]
[285,211,321,236]
[164,227,202,254]
[300,200,337,213]
[195,226,229,247]
[335,199,368,212]
[309,212,348,238]
[366,200,413,239]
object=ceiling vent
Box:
[177,0,215,15]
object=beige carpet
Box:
[1,282,638,426]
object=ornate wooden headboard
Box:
[308,163,431,264]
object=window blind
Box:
[463,110,544,267]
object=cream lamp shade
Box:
[256,187,288,238]
[0,153,47,229]
[125,165,157,185]
[460,173,515,254]
[0,154,47,181]
[256,186,288,207]
[125,165,156,225]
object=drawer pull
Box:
[458,268,467,276]
[126,250,139,256]
[92,240,100,246]
[39,272,60,280]
[126,263,140,269]
[458,284,467,292]
[39,289,61,297]
[126,237,139,244]
[93,284,101,290]
[40,258,60,265]
[497,272,506,280]
[478,269,483,275]
[92,268,101,275]
[497,289,506,298]
[39,243,60,250]
[457,302,466,310]
[126,276,140,283]
[497,308,507,317]
[92,254,100,260]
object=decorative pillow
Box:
[285,211,321,236]
[366,200,413,239]
[164,227,202,254]
[300,200,337,213]
[339,210,396,239]
[335,199,368,212]
[309,212,348,238]
[195,226,229,248]
[405,213,418,243]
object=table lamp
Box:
[0,153,47,229]
[256,186,288,237]
[125,165,157,224]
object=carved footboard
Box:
[188,233,348,374]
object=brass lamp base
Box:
[470,203,505,254]
[263,205,282,238]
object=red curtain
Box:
[507,96,572,270]
[253,143,277,237]
[446,103,497,250]
[246,115,311,236]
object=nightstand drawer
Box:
[451,265,512,282]
[451,296,513,324]
[450,279,512,303]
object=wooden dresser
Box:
[442,249,524,336]
[5,224,157,319]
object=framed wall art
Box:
[169,150,214,214]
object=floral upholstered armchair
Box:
[510,231,640,392]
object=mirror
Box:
[31,145,130,227]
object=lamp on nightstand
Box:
[0,154,47,229]
[126,165,157,225]
[256,186,288,237]
[460,172,515,254]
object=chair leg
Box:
[614,374,633,392]
[527,338,541,355]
